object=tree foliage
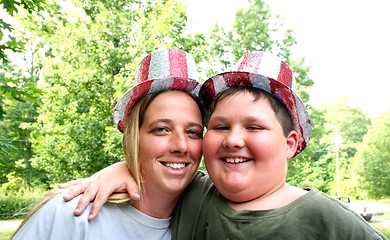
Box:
[12,0,203,184]
[0,57,42,186]
[314,99,372,196]
[1,0,44,62]
[354,110,390,199]
[1,0,43,157]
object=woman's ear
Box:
[286,130,299,160]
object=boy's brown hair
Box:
[208,87,294,137]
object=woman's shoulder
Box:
[30,191,90,223]
[13,191,91,239]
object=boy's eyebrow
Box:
[208,115,227,121]
[210,115,265,122]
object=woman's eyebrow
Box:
[147,119,202,128]
[147,118,172,126]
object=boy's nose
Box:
[222,129,245,149]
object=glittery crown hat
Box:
[114,48,201,133]
[200,51,311,156]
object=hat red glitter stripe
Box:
[135,54,152,84]
[168,48,189,79]
[277,61,293,88]
[225,72,253,87]
[119,80,154,130]
[270,80,299,134]
[237,51,263,72]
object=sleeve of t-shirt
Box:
[13,193,91,240]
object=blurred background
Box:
[0,0,389,237]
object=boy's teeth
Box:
[225,158,246,164]
[165,163,186,169]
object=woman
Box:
[13,48,206,240]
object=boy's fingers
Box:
[126,179,140,201]
[58,178,85,189]
[129,191,141,201]
[87,180,140,220]
[72,184,99,216]
[87,191,111,220]
[63,180,92,201]
[63,188,82,201]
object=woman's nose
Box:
[170,131,189,154]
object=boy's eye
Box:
[247,126,262,130]
[214,125,229,131]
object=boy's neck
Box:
[227,184,307,211]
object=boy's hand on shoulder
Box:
[58,161,140,220]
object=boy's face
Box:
[203,91,298,203]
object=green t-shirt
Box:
[172,171,387,240]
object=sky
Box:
[183,0,390,118]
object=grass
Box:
[372,210,390,238]
[0,229,14,240]
[0,219,21,240]
[374,225,390,239]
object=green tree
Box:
[287,108,330,191]
[354,110,390,199]
[16,0,200,184]
[205,0,284,74]
[317,98,371,196]
[1,0,43,156]
[0,58,42,186]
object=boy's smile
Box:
[203,91,298,205]
[224,157,252,164]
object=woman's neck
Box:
[132,190,181,219]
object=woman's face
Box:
[139,91,203,196]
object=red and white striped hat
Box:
[200,51,311,156]
[114,48,201,133]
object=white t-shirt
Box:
[13,193,171,240]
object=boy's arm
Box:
[58,161,140,220]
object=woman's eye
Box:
[153,127,168,134]
[187,130,203,138]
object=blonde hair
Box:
[102,96,146,204]
[122,95,144,194]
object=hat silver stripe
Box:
[148,48,171,80]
